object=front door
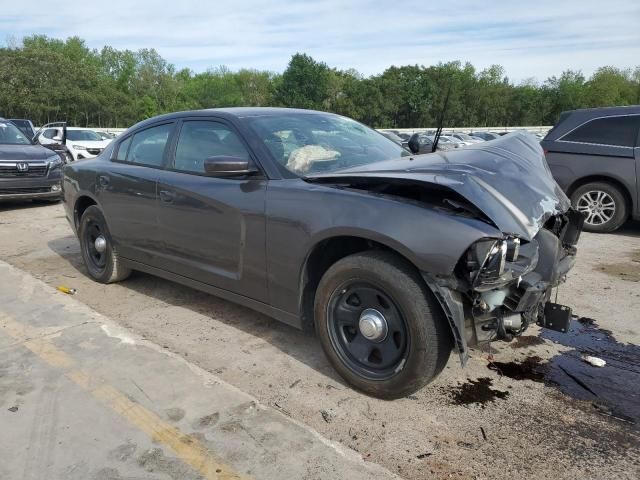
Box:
[155,119,268,302]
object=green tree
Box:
[275,53,331,109]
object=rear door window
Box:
[126,123,174,167]
[562,115,640,147]
[115,136,132,161]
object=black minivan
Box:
[541,105,640,232]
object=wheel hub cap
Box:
[94,235,107,253]
[576,190,615,226]
[358,308,388,342]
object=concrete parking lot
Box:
[1,201,639,479]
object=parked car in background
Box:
[442,135,469,147]
[470,131,500,141]
[0,118,64,202]
[9,119,36,139]
[409,134,457,152]
[387,130,412,141]
[37,127,112,161]
[96,131,117,140]
[541,105,640,232]
[63,108,582,398]
[380,131,408,148]
[450,133,484,144]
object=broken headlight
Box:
[465,237,537,291]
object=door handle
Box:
[159,190,175,203]
[98,175,110,187]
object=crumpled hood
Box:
[0,144,56,161]
[308,132,571,241]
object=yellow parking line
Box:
[0,314,247,480]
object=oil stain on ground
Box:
[474,317,640,426]
[594,249,640,282]
[447,377,509,408]
[542,317,640,425]
[509,335,546,348]
[488,355,545,382]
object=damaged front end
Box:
[425,207,583,363]
[307,133,585,364]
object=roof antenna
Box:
[432,82,453,153]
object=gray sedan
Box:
[62,108,583,398]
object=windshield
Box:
[247,113,410,176]
[67,130,103,141]
[456,133,472,140]
[0,121,32,145]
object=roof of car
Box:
[562,105,640,116]
[544,104,640,141]
[128,107,338,132]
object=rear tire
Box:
[571,182,627,233]
[79,205,131,283]
[315,251,452,399]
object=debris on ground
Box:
[56,285,77,295]
[582,355,606,367]
[289,379,301,389]
[321,410,334,423]
[8,405,19,412]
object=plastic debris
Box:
[56,286,77,295]
[582,355,606,367]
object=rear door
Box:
[98,122,175,264]
[155,118,268,302]
[545,115,640,197]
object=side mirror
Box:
[52,135,62,142]
[203,156,257,178]
[408,133,421,154]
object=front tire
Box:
[571,182,627,233]
[315,251,452,399]
[79,205,131,283]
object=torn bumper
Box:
[424,208,583,365]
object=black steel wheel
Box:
[79,205,131,283]
[315,251,452,399]
[83,219,107,272]
[327,282,408,380]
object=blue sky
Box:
[1,0,639,82]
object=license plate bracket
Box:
[539,302,572,333]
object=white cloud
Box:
[1,0,638,80]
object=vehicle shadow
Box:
[614,220,640,238]
[46,235,343,385]
[0,199,57,213]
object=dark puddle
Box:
[489,355,545,382]
[540,317,640,424]
[448,377,510,407]
[510,335,546,348]
[445,317,639,423]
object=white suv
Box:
[39,127,112,161]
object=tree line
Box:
[1,36,639,129]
